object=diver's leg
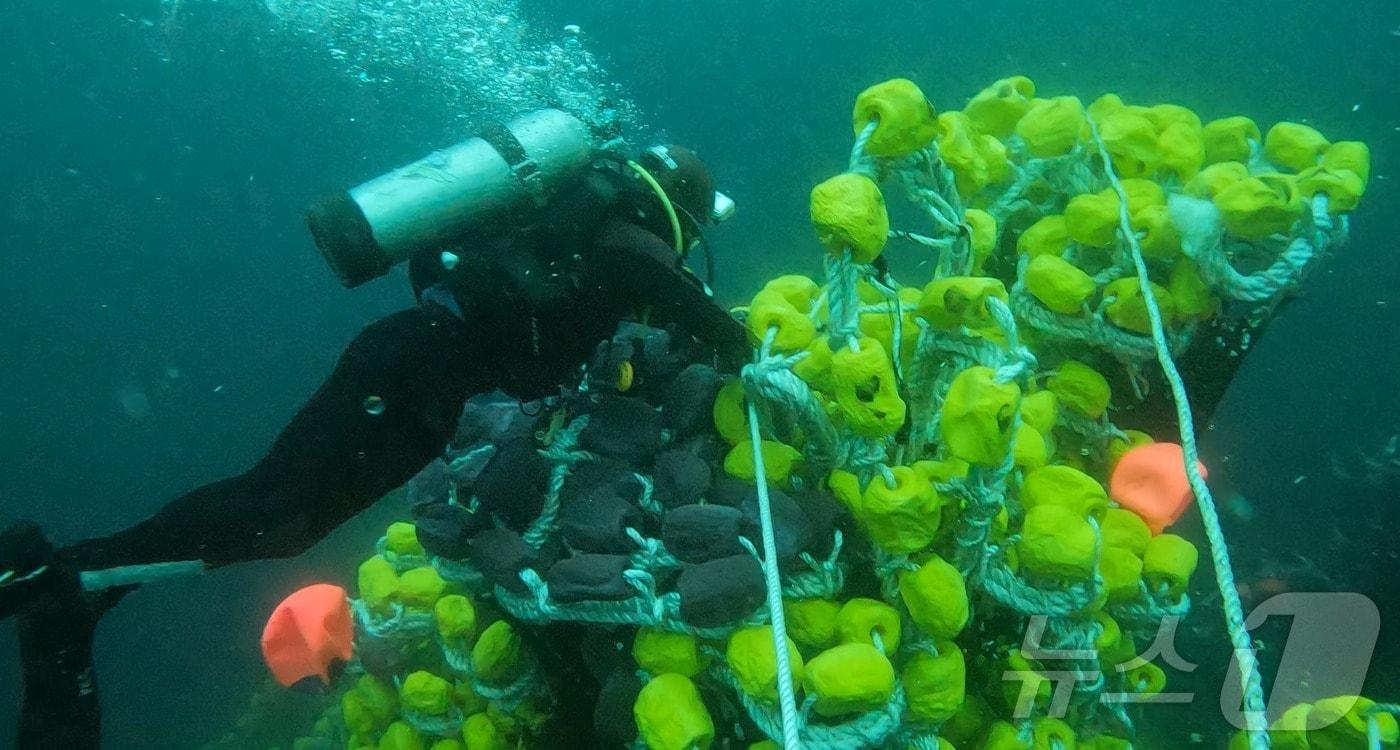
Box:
[58,303,481,570]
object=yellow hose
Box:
[626,159,685,256]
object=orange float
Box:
[260,583,354,689]
[1108,442,1206,534]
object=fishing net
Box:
[286,76,1384,750]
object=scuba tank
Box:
[306,108,595,287]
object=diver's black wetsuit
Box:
[60,178,744,572]
[11,169,747,748]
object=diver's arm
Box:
[56,305,479,570]
[592,220,750,367]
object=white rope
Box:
[746,399,804,749]
[986,296,1037,383]
[890,229,955,254]
[401,705,465,737]
[743,356,845,471]
[523,416,594,548]
[350,598,433,642]
[850,120,878,176]
[1365,703,1400,750]
[1008,289,1165,362]
[865,275,908,385]
[1197,234,1318,302]
[826,250,862,348]
[1088,117,1271,750]
[1194,194,1335,303]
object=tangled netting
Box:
[258,0,640,138]
[274,76,1386,750]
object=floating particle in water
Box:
[118,385,152,419]
[363,395,386,415]
[564,24,580,34]
[1224,493,1255,522]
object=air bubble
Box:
[260,0,639,137]
[363,395,386,415]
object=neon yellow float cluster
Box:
[730,74,1378,749]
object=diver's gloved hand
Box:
[0,521,80,621]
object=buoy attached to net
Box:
[1110,442,1208,535]
[261,583,354,690]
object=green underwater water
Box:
[1,0,1399,747]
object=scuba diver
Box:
[0,109,749,749]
